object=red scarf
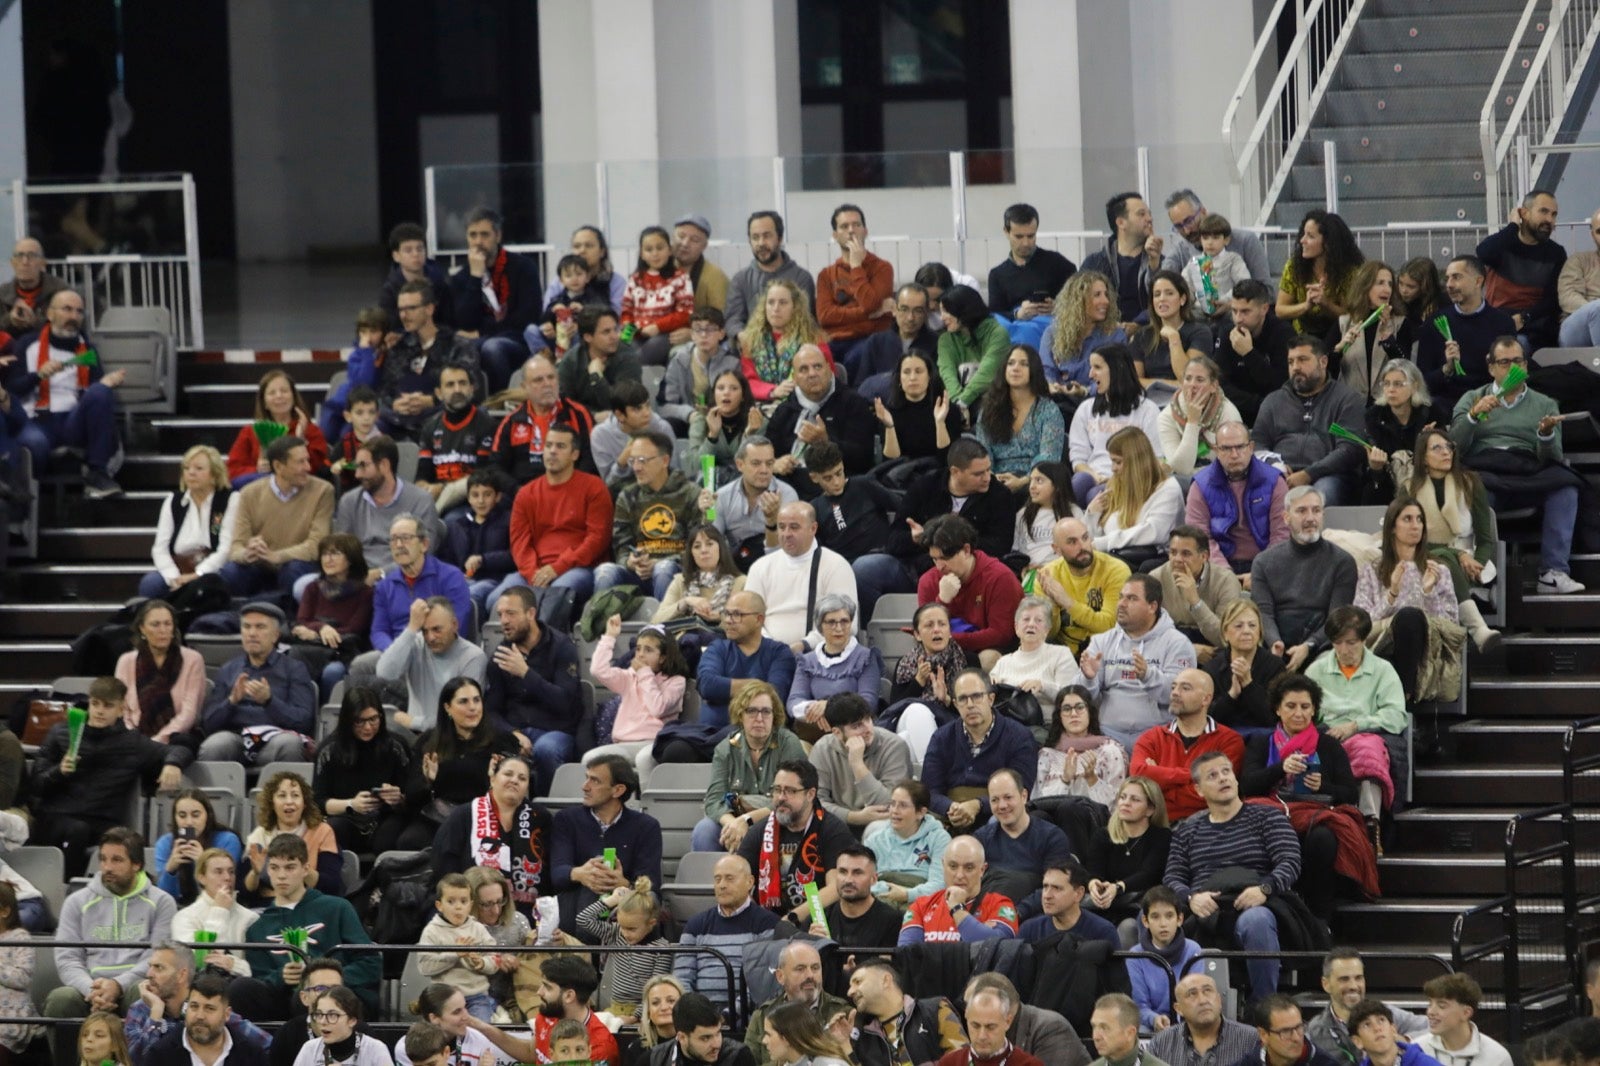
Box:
[34,324,89,408]
[1268,724,1320,765]
[471,793,544,906]
[483,248,510,322]
[757,806,824,909]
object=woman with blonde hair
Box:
[738,278,833,402]
[1157,355,1242,476]
[688,680,807,852]
[139,443,239,598]
[1329,260,1408,401]
[76,1011,131,1066]
[1084,775,1173,936]
[1086,426,1183,564]
[1204,598,1286,730]
[634,975,687,1058]
[1038,269,1126,396]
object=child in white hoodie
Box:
[417,873,503,1020]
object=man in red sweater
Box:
[503,423,613,610]
[1131,668,1244,819]
[816,203,895,374]
[916,513,1023,669]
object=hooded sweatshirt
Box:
[56,872,176,994]
[863,813,952,903]
[245,889,382,1012]
[1081,610,1198,741]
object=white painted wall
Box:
[228,0,380,261]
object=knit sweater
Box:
[591,633,685,743]
[115,648,206,740]
[921,714,1038,817]
[1037,551,1132,654]
[672,900,786,999]
[369,555,472,651]
[1477,222,1566,348]
[551,804,664,926]
[1448,383,1562,462]
[1151,561,1244,647]
[621,269,695,333]
[334,481,445,573]
[1304,648,1408,735]
[172,890,258,976]
[228,476,334,565]
[1163,802,1302,907]
[227,419,329,483]
[1089,477,1185,551]
[1415,300,1517,407]
[375,628,488,728]
[1250,380,1366,479]
[811,728,913,822]
[990,642,1083,702]
[509,470,613,578]
[1249,538,1357,651]
[1558,249,1600,312]
[745,545,858,649]
[915,550,1023,653]
[863,814,950,901]
[789,643,883,716]
[817,252,895,342]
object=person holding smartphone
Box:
[987,203,1077,321]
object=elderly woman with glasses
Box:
[689,681,807,854]
[789,595,884,740]
[1361,359,1442,505]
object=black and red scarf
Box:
[757,805,825,909]
[34,324,89,408]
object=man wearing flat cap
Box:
[673,214,728,333]
[198,601,318,766]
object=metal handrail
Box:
[1221,0,1369,227]
[1480,0,1600,226]
[1179,949,1453,979]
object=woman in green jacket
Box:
[935,284,1010,413]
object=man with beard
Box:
[1249,486,1356,672]
[143,974,269,1066]
[1148,974,1261,1066]
[809,694,911,828]
[744,941,850,1066]
[414,363,497,517]
[447,207,538,392]
[1161,190,1271,281]
[471,955,619,1066]
[848,960,967,1066]
[482,585,582,788]
[1151,526,1245,649]
[1036,516,1131,657]
[382,280,482,441]
[898,835,1019,945]
[376,595,486,731]
[1477,189,1565,351]
[653,994,756,1066]
[1307,950,1429,1064]
[490,352,596,484]
[125,945,271,1065]
[811,844,903,949]
[558,305,644,415]
[738,760,853,924]
[1131,669,1243,821]
[0,236,68,334]
[1250,337,1365,506]
[938,987,1045,1066]
[503,422,611,608]
[3,286,126,497]
[1415,256,1516,411]
[1212,279,1295,424]
[1185,422,1288,582]
[1082,193,1163,324]
[1163,751,1301,1003]
[724,211,815,338]
[763,344,876,498]
[222,436,334,598]
[333,435,444,572]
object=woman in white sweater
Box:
[1068,344,1164,506]
[170,848,256,977]
[1085,427,1184,562]
[990,597,1082,701]
[1156,355,1242,476]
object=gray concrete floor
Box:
[201,261,384,349]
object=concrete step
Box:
[178,356,350,388]
[152,419,249,452]
[1448,720,1583,763]
[0,603,126,638]
[1493,633,1600,674]
[1353,13,1526,52]
[182,382,330,419]
[0,642,75,681]
[118,456,185,492]
[1332,898,1483,943]
[2,564,146,600]
[1411,764,1563,805]
[1275,195,1481,228]
[1368,0,1548,13]
[1376,853,1535,896]
[35,526,155,563]
[1510,590,1600,629]
[1320,88,1497,127]
[1337,48,1532,88]
[1391,804,1599,853]
[1469,675,1600,717]
[1287,160,1484,203]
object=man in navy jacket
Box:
[449,207,539,393]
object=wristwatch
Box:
[1258,881,1274,897]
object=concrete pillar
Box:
[0,1,24,255]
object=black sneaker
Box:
[84,469,124,499]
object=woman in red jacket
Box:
[226,369,329,487]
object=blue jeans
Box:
[594,559,680,602]
[464,992,496,1022]
[18,383,121,471]
[690,816,726,852]
[219,559,318,599]
[1072,471,1108,507]
[477,336,526,393]
[521,728,576,796]
[487,568,596,616]
[138,570,173,599]
[1560,299,1600,347]
[853,553,916,623]
[1232,904,1282,1002]
[1312,473,1353,507]
[1492,484,1578,573]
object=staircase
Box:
[1273,0,1531,227]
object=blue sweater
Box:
[550,805,663,922]
[369,555,473,650]
[672,900,784,1001]
[438,502,514,582]
[1018,908,1121,947]
[201,652,317,735]
[1129,934,1202,1030]
[696,638,796,730]
[921,715,1038,817]
[151,829,244,901]
[975,816,1075,878]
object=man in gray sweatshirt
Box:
[1249,485,1357,673]
[723,211,818,337]
[1080,574,1197,752]
[1250,336,1366,506]
[375,595,487,730]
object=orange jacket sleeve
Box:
[817,254,895,331]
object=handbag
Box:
[21,699,71,746]
[991,683,1043,728]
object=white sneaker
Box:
[1539,569,1587,594]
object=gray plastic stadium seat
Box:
[6,846,64,926]
[666,850,723,923]
[1322,506,1387,535]
[534,763,587,813]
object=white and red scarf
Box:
[757,806,824,910]
[471,793,544,906]
[34,325,89,409]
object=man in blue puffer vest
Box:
[1184,421,1287,583]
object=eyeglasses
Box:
[1267,1023,1306,1038]
[311,1012,348,1023]
[722,610,757,621]
[10,251,41,261]
[1490,358,1526,367]
[1427,442,1454,453]
[821,617,853,628]
[954,692,991,705]
[304,985,336,997]
[770,785,808,797]
[1174,210,1202,232]
[741,706,774,718]
[389,533,419,544]
[353,714,382,726]
[628,454,664,467]
[477,898,506,911]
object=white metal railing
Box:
[1222,0,1368,228]
[1481,0,1600,227]
[10,174,204,349]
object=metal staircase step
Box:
[0,602,127,638]
[152,419,252,451]
[1353,13,1526,51]
[183,381,329,419]
[1339,48,1534,87]
[3,564,146,600]
[1412,765,1564,805]
[0,642,75,680]
[179,356,350,387]
[1303,122,1482,162]
[1469,675,1600,716]
[1447,720,1587,763]
[1287,160,1484,202]
[1276,195,1481,227]
[1321,88,1498,126]
[36,526,156,562]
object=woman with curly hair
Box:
[738,278,833,402]
[243,770,342,902]
[1277,209,1363,336]
[1038,269,1127,399]
[975,344,1065,489]
[1328,260,1410,401]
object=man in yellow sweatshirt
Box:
[1034,517,1130,656]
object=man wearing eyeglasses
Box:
[0,237,66,335]
[695,591,796,732]
[736,760,853,923]
[596,429,699,600]
[366,515,471,652]
[1161,190,1270,282]
[1246,994,1341,1066]
[920,668,1038,830]
[1450,336,1586,595]
[1185,422,1288,586]
[1417,256,1516,411]
[850,282,941,401]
